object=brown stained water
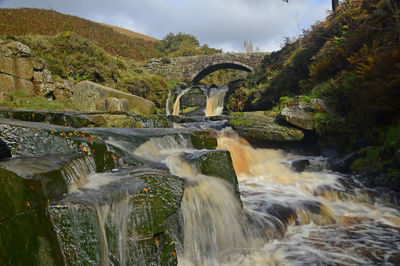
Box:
[205,87,228,117]
[217,128,400,265]
[172,88,193,115]
[130,130,400,265]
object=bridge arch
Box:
[191,60,254,84]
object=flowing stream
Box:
[130,128,400,265]
[161,86,400,265]
[205,86,228,117]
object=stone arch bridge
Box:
[144,52,267,84]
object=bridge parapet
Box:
[144,52,267,82]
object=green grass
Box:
[1,91,77,111]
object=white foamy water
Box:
[217,128,400,265]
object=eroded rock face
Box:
[0,72,34,95]
[33,69,54,96]
[0,56,33,80]
[0,41,35,96]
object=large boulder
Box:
[73,81,155,115]
[279,106,314,131]
[0,154,182,265]
[186,149,239,195]
[49,169,183,265]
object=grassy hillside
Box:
[100,23,158,43]
[240,0,400,184]
[0,8,160,60]
[1,32,178,111]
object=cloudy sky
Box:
[0,0,331,52]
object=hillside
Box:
[236,0,400,186]
[100,23,158,43]
[0,8,160,60]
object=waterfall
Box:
[166,89,172,115]
[172,88,192,115]
[205,86,228,117]
[133,135,275,265]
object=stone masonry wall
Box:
[144,52,267,82]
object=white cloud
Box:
[0,0,331,52]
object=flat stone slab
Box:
[229,111,304,142]
[73,81,155,115]
[280,106,314,131]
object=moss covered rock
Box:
[186,150,239,195]
[229,111,304,142]
[49,169,183,265]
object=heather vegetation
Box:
[239,0,400,182]
[0,8,160,60]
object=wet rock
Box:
[234,124,304,142]
[0,118,115,171]
[0,153,95,200]
[0,153,96,265]
[180,91,206,107]
[0,138,11,160]
[186,150,239,195]
[132,114,169,128]
[49,169,183,265]
[279,106,314,131]
[73,81,155,115]
[0,108,96,128]
[291,159,310,172]
[328,152,358,173]
[190,131,218,150]
[229,111,304,142]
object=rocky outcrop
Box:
[0,41,35,96]
[229,111,304,142]
[279,98,335,131]
[73,81,155,115]
[0,155,182,265]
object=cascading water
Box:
[132,135,280,265]
[172,88,192,115]
[205,86,228,117]
[217,128,400,265]
[169,85,228,117]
